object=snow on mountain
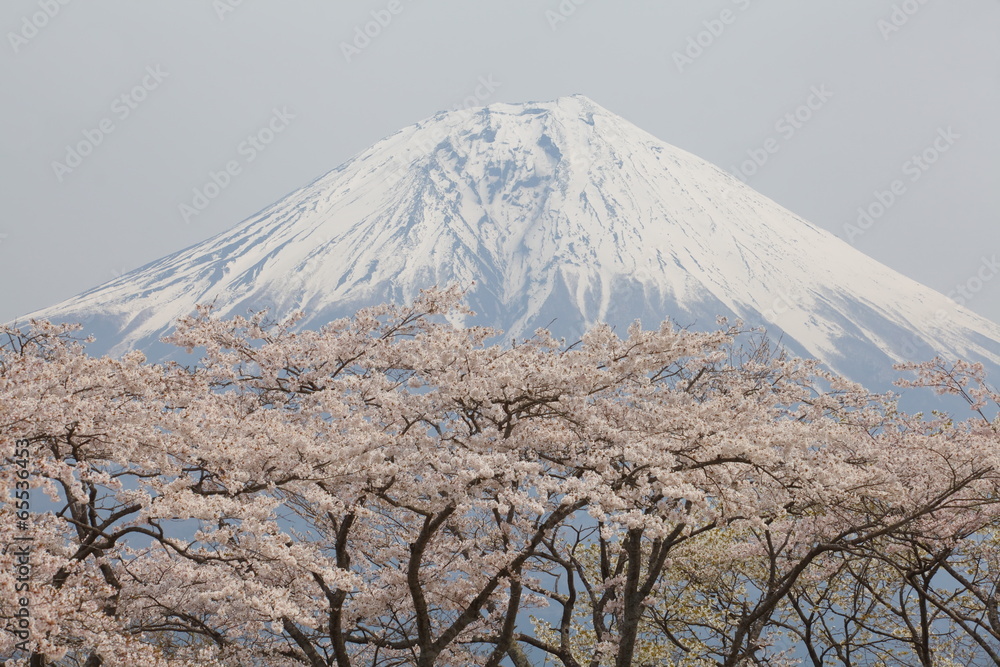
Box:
[20,95,1000,388]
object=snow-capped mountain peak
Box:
[21,96,1000,388]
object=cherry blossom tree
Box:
[1,289,998,666]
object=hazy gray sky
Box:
[3,1,998,324]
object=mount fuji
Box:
[20,95,1000,390]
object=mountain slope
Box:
[21,95,1000,387]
